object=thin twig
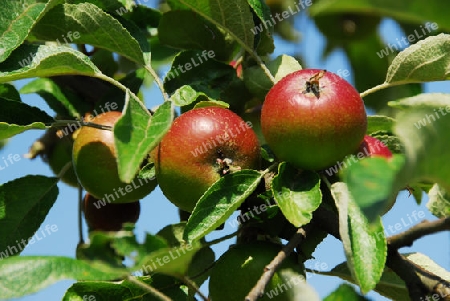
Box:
[388,217,450,249]
[386,248,428,301]
[127,276,172,301]
[182,276,208,301]
[78,185,84,244]
[206,229,240,247]
[245,228,307,301]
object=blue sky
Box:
[2,2,449,300]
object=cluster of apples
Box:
[40,68,393,300]
[46,69,391,234]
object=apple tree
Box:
[0,0,449,300]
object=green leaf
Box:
[193,100,229,109]
[186,246,215,290]
[184,169,263,242]
[115,98,173,183]
[163,50,248,112]
[167,0,255,51]
[0,83,21,102]
[164,50,235,97]
[244,54,302,98]
[309,0,450,32]
[0,256,128,299]
[157,223,214,288]
[62,276,189,301]
[389,92,450,109]
[392,93,450,193]
[272,164,322,227]
[0,98,53,125]
[30,3,147,65]
[324,283,370,301]
[323,263,409,301]
[0,44,101,83]
[0,99,53,139]
[366,115,395,134]
[0,176,58,259]
[405,252,450,282]
[20,78,89,119]
[169,85,210,107]
[343,155,405,222]
[246,0,275,55]
[0,122,48,140]
[385,34,450,85]
[0,0,60,63]
[331,182,387,293]
[427,184,450,218]
[343,31,422,111]
[138,162,156,180]
[158,10,235,61]
[139,242,201,277]
[111,232,168,264]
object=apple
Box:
[47,129,79,187]
[357,135,392,159]
[261,69,367,170]
[152,106,260,212]
[73,111,156,203]
[209,241,304,301]
[83,193,140,231]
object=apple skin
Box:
[357,135,392,159]
[48,132,79,187]
[261,69,367,170]
[83,193,140,231]
[73,111,156,203]
[152,107,261,212]
[209,242,304,301]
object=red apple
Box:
[73,111,157,203]
[357,135,392,159]
[152,106,261,212]
[83,193,140,231]
[261,69,367,170]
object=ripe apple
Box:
[152,106,260,212]
[261,69,367,170]
[209,241,304,301]
[83,193,140,231]
[357,135,392,159]
[73,111,156,203]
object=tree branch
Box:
[386,247,428,301]
[388,217,450,249]
[312,205,450,300]
[245,227,307,301]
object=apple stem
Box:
[51,120,113,131]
